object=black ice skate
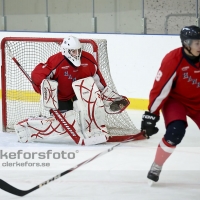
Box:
[147,162,162,182]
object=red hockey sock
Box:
[154,138,176,166]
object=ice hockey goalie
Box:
[15,77,129,145]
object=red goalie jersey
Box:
[148,47,200,115]
[31,51,107,101]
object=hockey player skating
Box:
[140,25,200,182]
[15,36,129,145]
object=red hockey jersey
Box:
[31,51,107,101]
[148,47,200,115]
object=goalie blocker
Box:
[15,77,129,145]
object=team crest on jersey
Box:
[64,71,75,80]
[182,66,190,71]
[62,66,70,69]
[183,72,200,88]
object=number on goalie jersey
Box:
[31,35,107,112]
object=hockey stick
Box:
[0,132,144,197]
[7,50,36,86]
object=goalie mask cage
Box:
[1,37,141,141]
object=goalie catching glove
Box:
[141,111,159,138]
[101,86,130,114]
[110,98,129,112]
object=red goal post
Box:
[1,37,144,142]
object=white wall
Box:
[0,31,181,99]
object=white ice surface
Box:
[0,109,200,200]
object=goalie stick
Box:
[0,132,144,197]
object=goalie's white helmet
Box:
[61,36,82,67]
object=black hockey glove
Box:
[141,111,160,138]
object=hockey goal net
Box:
[1,37,142,141]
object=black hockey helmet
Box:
[180,25,200,44]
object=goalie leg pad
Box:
[14,112,82,143]
[72,77,108,144]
